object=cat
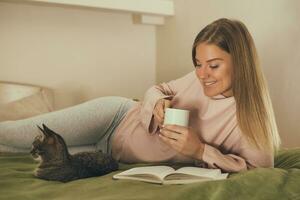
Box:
[30,124,119,182]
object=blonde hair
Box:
[192,18,281,152]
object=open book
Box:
[113,166,228,185]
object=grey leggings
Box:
[0,96,136,155]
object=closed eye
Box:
[195,64,202,68]
[210,65,219,69]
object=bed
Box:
[0,149,300,200]
[0,82,300,200]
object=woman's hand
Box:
[159,125,204,160]
[153,99,171,128]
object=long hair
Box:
[192,18,281,152]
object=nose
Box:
[196,65,209,79]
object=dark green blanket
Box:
[1,148,300,200]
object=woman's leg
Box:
[0,96,134,153]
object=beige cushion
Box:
[0,82,54,122]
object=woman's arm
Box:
[196,128,274,172]
[198,144,273,172]
[140,71,196,134]
[159,124,273,173]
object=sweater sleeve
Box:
[140,71,196,134]
[198,128,274,173]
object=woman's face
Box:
[195,43,233,97]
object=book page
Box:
[171,167,223,179]
[115,166,175,181]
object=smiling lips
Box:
[203,81,217,86]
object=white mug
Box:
[163,108,190,127]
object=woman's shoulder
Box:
[167,70,197,84]
[166,70,199,91]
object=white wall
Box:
[1,0,299,148]
[156,0,300,148]
[0,1,156,109]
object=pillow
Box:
[0,89,54,122]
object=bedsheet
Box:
[0,148,300,200]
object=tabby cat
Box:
[30,124,118,182]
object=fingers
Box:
[159,128,181,140]
[158,133,177,146]
[162,124,188,135]
[153,112,163,126]
[159,130,182,153]
[157,104,165,120]
[153,99,171,127]
[153,100,164,125]
[164,100,171,110]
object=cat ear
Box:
[42,124,57,136]
[37,125,44,133]
[37,124,51,137]
[47,137,55,145]
[36,125,47,140]
[42,124,56,144]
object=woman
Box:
[0,18,281,173]
[151,18,281,172]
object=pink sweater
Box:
[112,71,273,172]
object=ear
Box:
[47,137,55,145]
[36,124,52,137]
[42,124,57,135]
[37,125,44,133]
[42,124,57,145]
